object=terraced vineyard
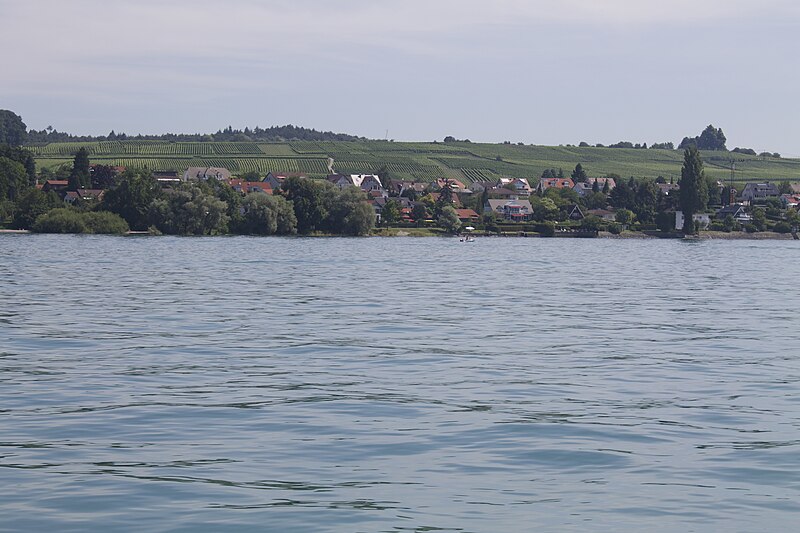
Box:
[29,140,800,184]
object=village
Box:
[29,161,800,237]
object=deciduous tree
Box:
[438,205,461,233]
[238,193,297,235]
[0,110,27,146]
[0,157,28,202]
[101,171,162,231]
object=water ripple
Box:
[1,235,799,532]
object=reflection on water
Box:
[1,234,799,532]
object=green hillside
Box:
[29,140,800,184]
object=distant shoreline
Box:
[2,228,796,240]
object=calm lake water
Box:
[1,234,799,532]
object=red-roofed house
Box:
[227,179,273,195]
[455,209,480,223]
[64,188,104,204]
[537,177,575,193]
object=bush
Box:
[31,208,129,234]
[536,221,555,237]
[709,221,728,232]
[580,215,602,232]
[773,221,792,234]
[608,223,622,235]
[83,211,130,234]
[32,208,87,233]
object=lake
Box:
[1,234,799,532]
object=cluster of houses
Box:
[36,164,800,229]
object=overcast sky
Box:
[2,0,799,154]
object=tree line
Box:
[1,108,366,145]
[1,148,376,236]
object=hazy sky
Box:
[2,0,799,154]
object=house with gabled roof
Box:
[183,167,232,181]
[484,199,534,221]
[455,209,480,223]
[537,177,575,193]
[469,181,496,193]
[573,177,616,197]
[227,179,273,195]
[561,204,585,220]
[780,194,800,208]
[587,208,616,222]
[327,174,386,196]
[497,177,532,196]
[434,178,468,192]
[263,172,285,189]
[41,180,69,193]
[392,180,427,196]
[715,204,751,223]
[741,182,780,202]
[64,188,104,204]
[430,192,462,207]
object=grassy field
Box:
[29,140,800,184]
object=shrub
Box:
[709,221,727,232]
[536,221,555,237]
[773,221,792,234]
[32,208,87,233]
[31,208,129,234]
[608,223,622,235]
[83,211,129,234]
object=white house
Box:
[497,178,532,196]
[573,177,616,197]
[485,199,534,221]
[327,174,387,197]
[675,211,711,230]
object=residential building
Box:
[327,174,387,197]
[740,182,780,202]
[484,199,534,221]
[586,208,616,222]
[561,204,585,220]
[64,188,104,204]
[41,180,69,193]
[573,177,616,197]
[183,167,232,181]
[497,178,532,196]
[455,209,480,223]
[715,204,751,223]
[435,178,469,193]
[227,179,273,195]
[656,183,679,196]
[675,211,711,230]
[537,177,575,193]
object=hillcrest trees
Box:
[679,125,727,151]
